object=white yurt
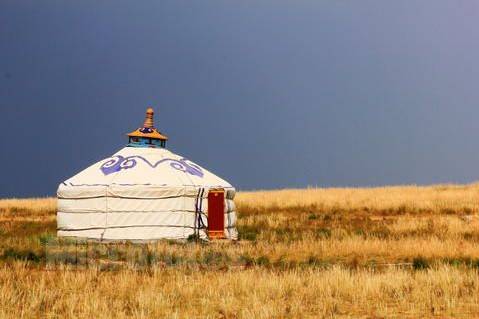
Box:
[57,108,237,241]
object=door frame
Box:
[207,188,225,239]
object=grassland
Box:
[2,184,479,317]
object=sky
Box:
[1,1,479,197]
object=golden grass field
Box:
[2,184,479,318]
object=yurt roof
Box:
[58,107,233,199]
[61,146,232,189]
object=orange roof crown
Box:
[127,107,168,141]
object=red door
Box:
[208,189,225,239]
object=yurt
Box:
[57,108,237,241]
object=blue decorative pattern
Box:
[101,156,137,175]
[139,127,154,134]
[100,155,204,177]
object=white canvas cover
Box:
[57,147,238,241]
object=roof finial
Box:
[127,107,168,143]
[143,107,154,128]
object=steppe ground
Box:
[2,184,479,318]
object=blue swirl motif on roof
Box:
[100,155,204,177]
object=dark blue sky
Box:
[1,1,479,197]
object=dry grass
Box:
[237,183,479,214]
[2,262,479,318]
[2,183,479,317]
[0,197,56,221]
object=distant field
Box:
[2,184,479,318]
